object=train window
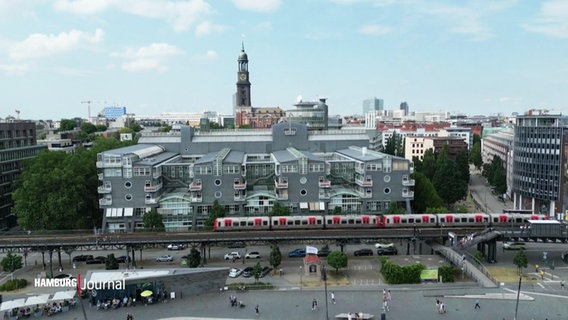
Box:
[317,219,322,224]
[302,220,308,225]
[468,218,474,223]
[240,221,246,226]
[247,221,253,226]
[295,220,301,225]
[287,221,293,226]
[348,219,354,224]
[326,219,332,224]
[262,221,268,226]
[273,221,279,226]
[440,217,446,223]
[407,218,415,223]
[355,219,361,224]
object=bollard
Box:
[381,311,386,320]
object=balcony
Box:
[355,178,373,187]
[275,180,288,189]
[190,196,203,203]
[189,181,202,191]
[402,191,415,198]
[318,180,331,188]
[233,182,247,190]
[356,189,373,198]
[234,194,247,201]
[402,179,415,187]
[145,197,159,205]
[319,191,331,199]
[97,185,112,193]
[98,173,103,181]
[275,190,288,200]
[355,165,365,174]
[99,198,112,206]
[96,161,121,168]
[144,183,163,192]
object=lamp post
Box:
[440,224,445,244]
[322,265,329,320]
[299,266,303,291]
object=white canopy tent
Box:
[0,298,26,311]
[50,290,76,301]
[24,294,50,307]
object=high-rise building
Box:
[400,102,409,116]
[102,106,127,120]
[362,98,384,115]
[0,121,46,230]
[512,110,568,217]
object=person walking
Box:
[474,299,480,309]
[331,291,336,304]
[311,298,318,311]
[255,304,259,316]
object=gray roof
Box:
[102,144,164,157]
[134,151,178,166]
[336,146,388,161]
[225,150,245,164]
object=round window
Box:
[124,181,132,188]
[215,191,222,198]
[300,189,307,196]
[384,188,391,194]
[383,175,391,183]
[125,194,133,201]
[300,177,307,184]
[214,179,222,186]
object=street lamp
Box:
[322,265,329,320]
[440,224,445,244]
[299,266,303,291]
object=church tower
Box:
[236,43,251,106]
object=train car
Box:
[489,213,548,227]
[383,213,438,228]
[438,213,490,227]
[213,216,270,231]
[270,215,325,230]
[324,215,380,229]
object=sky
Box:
[1,0,567,121]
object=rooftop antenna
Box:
[15,109,20,120]
[81,100,92,122]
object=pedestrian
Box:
[347,312,352,320]
[439,302,445,314]
[474,299,480,309]
[435,299,440,312]
[561,280,565,290]
[387,289,391,302]
[312,298,318,311]
[331,291,336,304]
[255,304,259,316]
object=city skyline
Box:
[1,0,567,120]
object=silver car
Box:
[156,255,174,262]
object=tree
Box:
[59,119,77,131]
[80,122,97,134]
[143,208,164,230]
[252,262,262,283]
[327,251,348,272]
[420,149,437,181]
[384,201,406,215]
[269,245,282,271]
[455,149,470,183]
[383,132,404,157]
[1,251,23,272]
[411,172,444,213]
[433,158,467,207]
[187,248,201,268]
[205,200,226,228]
[513,250,528,276]
[489,156,507,196]
[269,202,290,217]
[332,206,342,215]
[469,141,482,169]
[105,254,119,270]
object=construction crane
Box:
[81,101,93,122]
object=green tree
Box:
[252,262,262,283]
[489,156,507,196]
[411,172,444,213]
[80,122,97,134]
[187,248,201,268]
[420,149,437,181]
[95,124,108,132]
[269,202,290,217]
[383,132,404,157]
[269,245,282,271]
[1,251,23,272]
[327,251,348,272]
[384,201,406,215]
[433,158,467,207]
[469,140,483,169]
[513,250,528,275]
[59,119,77,131]
[455,149,470,183]
[332,206,342,215]
[143,208,164,230]
[205,200,226,228]
[105,254,119,270]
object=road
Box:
[468,168,512,213]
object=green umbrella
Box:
[140,290,153,298]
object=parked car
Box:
[167,244,185,251]
[85,256,105,264]
[242,267,254,278]
[354,248,374,256]
[288,248,306,258]
[224,252,242,260]
[156,255,174,262]
[503,242,526,250]
[260,266,273,278]
[228,241,246,248]
[72,255,93,262]
[228,268,242,278]
[317,245,331,257]
[245,251,261,259]
[375,242,395,249]
[377,247,398,256]
[116,255,131,263]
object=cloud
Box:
[195,21,226,37]
[0,63,29,76]
[54,0,213,33]
[111,43,183,72]
[358,24,391,36]
[194,50,218,60]
[232,0,281,12]
[9,29,104,60]
[523,0,568,39]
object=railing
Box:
[189,182,202,191]
[319,191,331,199]
[144,183,163,192]
[99,198,112,206]
[234,194,247,201]
[319,180,331,188]
[233,182,247,190]
[190,197,203,203]
[402,191,414,198]
[355,178,373,187]
[96,161,121,168]
[145,198,159,205]
[97,186,112,193]
[98,173,103,181]
[275,181,288,188]
[402,179,415,186]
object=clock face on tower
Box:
[239,73,247,81]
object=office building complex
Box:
[102,106,127,120]
[362,98,384,115]
[0,121,46,230]
[512,110,568,217]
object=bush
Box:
[0,278,28,291]
[438,265,455,283]
[380,257,425,284]
[227,282,274,290]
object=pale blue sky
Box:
[1,0,567,120]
